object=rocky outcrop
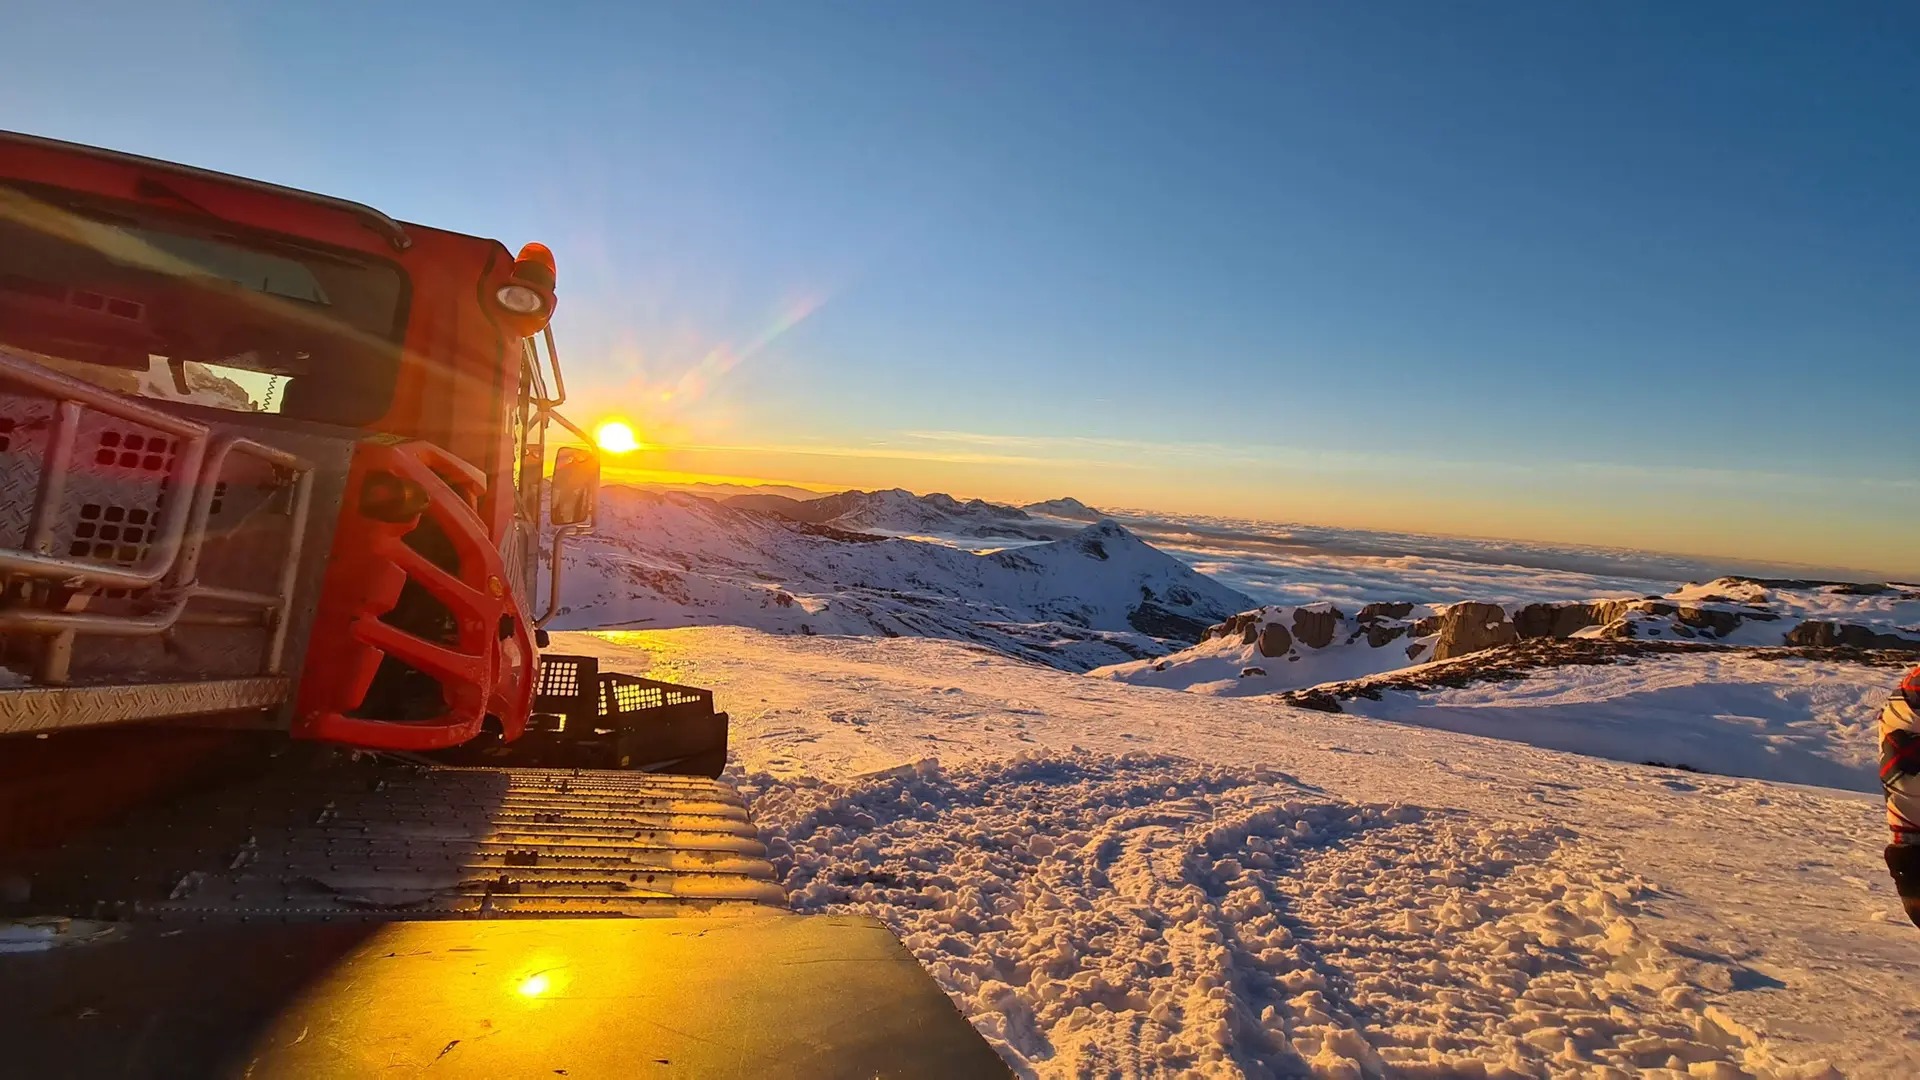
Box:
[1135,577,1920,699]
[1279,637,1920,715]
[1431,602,1518,662]
[1357,602,1414,622]
[1670,605,1749,637]
[1291,606,1343,650]
[1257,622,1293,658]
[1585,600,1778,642]
[1515,602,1597,640]
[1508,598,1777,645]
[1786,621,1920,652]
[1205,611,1264,643]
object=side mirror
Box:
[549,445,600,526]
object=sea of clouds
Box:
[1092,510,1859,609]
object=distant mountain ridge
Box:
[1022,497,1102,521]
[722,487,1107,543]
[552,487,1251,671]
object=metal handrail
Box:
[0,348,211,590]
[0,349,318,682]
[0,435,314,653]
[538,325,566,408]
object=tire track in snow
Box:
[745,753,1844,1080]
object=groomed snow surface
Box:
[1340,655,1891,792]
[556,628,1919,1079]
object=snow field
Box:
[556,629,1918,1078]
[747,753,1837,1079]
[1341,655,1893,791]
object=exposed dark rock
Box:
[1431,602,1518,662]
[1365,622,1409,648]
[1290,692,1343,713]
[1593,618,1638,640]
[1786,621,1920,652]
[1673,606,1743,637]
[1291,607,1341,650]
[1406,642,1430,661]
[1412,615,1444,638]
[1208,611,1262,642]
[1257,621,1293,658]
[1513,602,1603,640]
[791,522,890,543]
[1129,603,1216,643]
[1239,667,1266,678]
[1357,602,1414,622]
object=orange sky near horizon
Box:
[576,432,1918,580]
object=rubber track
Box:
[16,760,789,921]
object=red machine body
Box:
[0,131,560,750]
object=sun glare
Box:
[594,421,640,455]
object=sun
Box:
[593,421,640,455]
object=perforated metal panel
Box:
[0,396,53,551]
[606,680,666,714]
[535,654,587,698]
[49,407,183,570]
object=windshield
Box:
[0,184,407,426]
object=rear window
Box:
[0,184,407,426]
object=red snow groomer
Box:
[0,131,1003,1078]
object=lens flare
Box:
[594,421,640,454]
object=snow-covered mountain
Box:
[725,487,1086,544]
[1021,496,1103,521]
[551,487,1254,671]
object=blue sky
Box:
[9,2,1918,574]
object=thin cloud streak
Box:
[672,440,1153,470]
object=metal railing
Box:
[0,347,316,684]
